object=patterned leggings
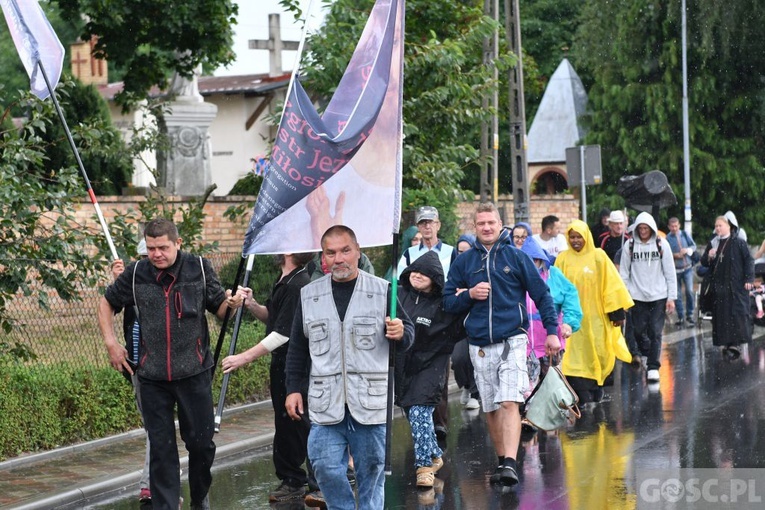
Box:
[406,405,443,468]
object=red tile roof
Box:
[97,73,290,101]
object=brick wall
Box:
[72,195,253,254]
[74,194,580,253]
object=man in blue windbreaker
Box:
[443,202,560,488]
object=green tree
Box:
[573,0,765,235]
[55,0,238,110]
[519,0,583,122]
[36,77,134,195]
[0,88,109,353]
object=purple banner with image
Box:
[242,0,403,255]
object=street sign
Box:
[566,145,602,187]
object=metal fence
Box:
[3,252,242,372]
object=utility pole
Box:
[504,0,530,224]
[480,0,501,206]
[480,0,491,203]
[681,0,692,236]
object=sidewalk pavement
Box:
[0,401,277,510]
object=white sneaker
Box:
[459,388,470,405]
[464,397,480,410]
[646,369,660,382]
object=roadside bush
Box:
[211,319,272,405]
[217,255,281,304]
[0,364,137,460]
[0,320,272,461]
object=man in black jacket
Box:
[98,219,247,510]
[221,252,319,504]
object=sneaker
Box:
[459,388,470,405]
[138,488,151,502]
[464,397,480,410]
[674,319,684,326]
[686,318,696,326]
[499,464,519,486]
[304,490,327,509]
[646,369,660,382]
[489,465,503,484]
[268,481,305,502]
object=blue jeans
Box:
[308,413,386,510]
[676,268,694,319]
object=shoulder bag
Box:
[523,356,580,431]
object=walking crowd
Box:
[99,203,757,509]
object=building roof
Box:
[97,73,290,102]
[527,59,588,164]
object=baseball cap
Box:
[608,210,625,223]
[137,239,148,256]
[415,206,439,224]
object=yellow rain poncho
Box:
[554,220,634,385]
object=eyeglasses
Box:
[513,235,527,241]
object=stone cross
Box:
[249,13,299,77]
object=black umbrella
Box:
[617,170,677,218]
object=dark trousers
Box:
[270,354,314,488]
[627,299,667,371]
[433,363,449,432]
[140,370,216,510]
[451,338,478,397]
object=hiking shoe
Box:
[646,369,660,383]
[268,481,305,502]
[304,490,327,509]
[416,466,435,487]
[499,464,519,486]
[138,488,151,502]
[686,318,696,326]
[431,456,444,474]
[459,388,470,405]
[464,397,480,410]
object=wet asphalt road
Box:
[88,323,765,509]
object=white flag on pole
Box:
[1,0,64,99]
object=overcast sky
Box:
[214,0,327,77]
